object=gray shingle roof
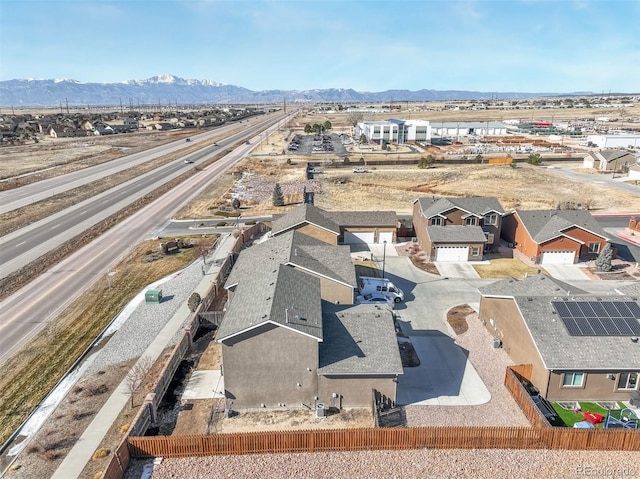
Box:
[514,296,640,370]
[416,196,505,218]
[225,230,356,289]
[478,273,589,297]
[616,282,640,296]
[271,204,340,236]
[515,209,610,244]
[427,225,488,243]
[325,210,397,228]
[216,264,323,342]
[318,304,403,376]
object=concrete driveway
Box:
[379,255,492,406]
[396,332,490,406]
[543,263,591,281]
[434,261,481,279]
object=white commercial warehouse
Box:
[431,121,508,137]
[586,134,640,148]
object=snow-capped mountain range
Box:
[0,74,563,107]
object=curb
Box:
[616,232,640,248]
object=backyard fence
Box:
[126,425,640,458]
[504,365,551,428]
[101,439,131,479]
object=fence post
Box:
[145,393,157,423]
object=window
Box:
[465,217,477,226]
[617,372,638,390]
[430,217,443,226]
[588,242,601,254]
[484,214,498,226]
[562,372,585,387]
[471,247,480,256]
[485,233,495,244]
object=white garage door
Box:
[378,232,393,244]
[435,246,469,262]
[344,231,375,244]
[541,251,576,265]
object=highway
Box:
[0,115,280,276]
[0,112,293,364]
[0,115,273,215]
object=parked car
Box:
[245,140,251,145]
[308,168,322,174]
[356,292,394,307]
[185,138,191,142]
[353,167,368,173]
[213,142,219,146]
[184,159,194,163]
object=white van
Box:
[358,276,404,303]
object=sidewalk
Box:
[51,234,237,479]
[617,229,640,248]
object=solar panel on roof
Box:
[551,301,640,336]
[627,302,640,317]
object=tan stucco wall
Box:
[221,323,319,409]
[318,375,397,407]
[479,297,551,396]
[295,224,338,245]
[317,276,354,305]
[412,202,430,249]
[546,371,640,402]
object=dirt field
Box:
[182,157,640,218]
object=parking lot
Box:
[286,133,348,156]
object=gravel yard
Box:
[126,448,640,479]
[403,312,530,428]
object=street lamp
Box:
[382,241,387,278]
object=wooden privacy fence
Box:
[504,365,551,428]
[101,440,131,479]
[127,426,640,458]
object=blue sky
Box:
[1,0,638,93]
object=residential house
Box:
[412,196,505,262]
[225,230,357,305]
[628,164,640,181]
[478,274,640,401]
[582,149,637,172]
[216,264,402,409]
[271,204,397,245]
[502,209,610,265]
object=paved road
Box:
[593,214,640,262]
[0,113,294,365]
[0,117,268,215]
[0,117,281,277]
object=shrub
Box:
[272,183,285,207]
[188,292,202,312]
[92,448,111,460]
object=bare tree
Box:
[124,357,154,407]
[346,111,364,127]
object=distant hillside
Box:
[0,74,565,107]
